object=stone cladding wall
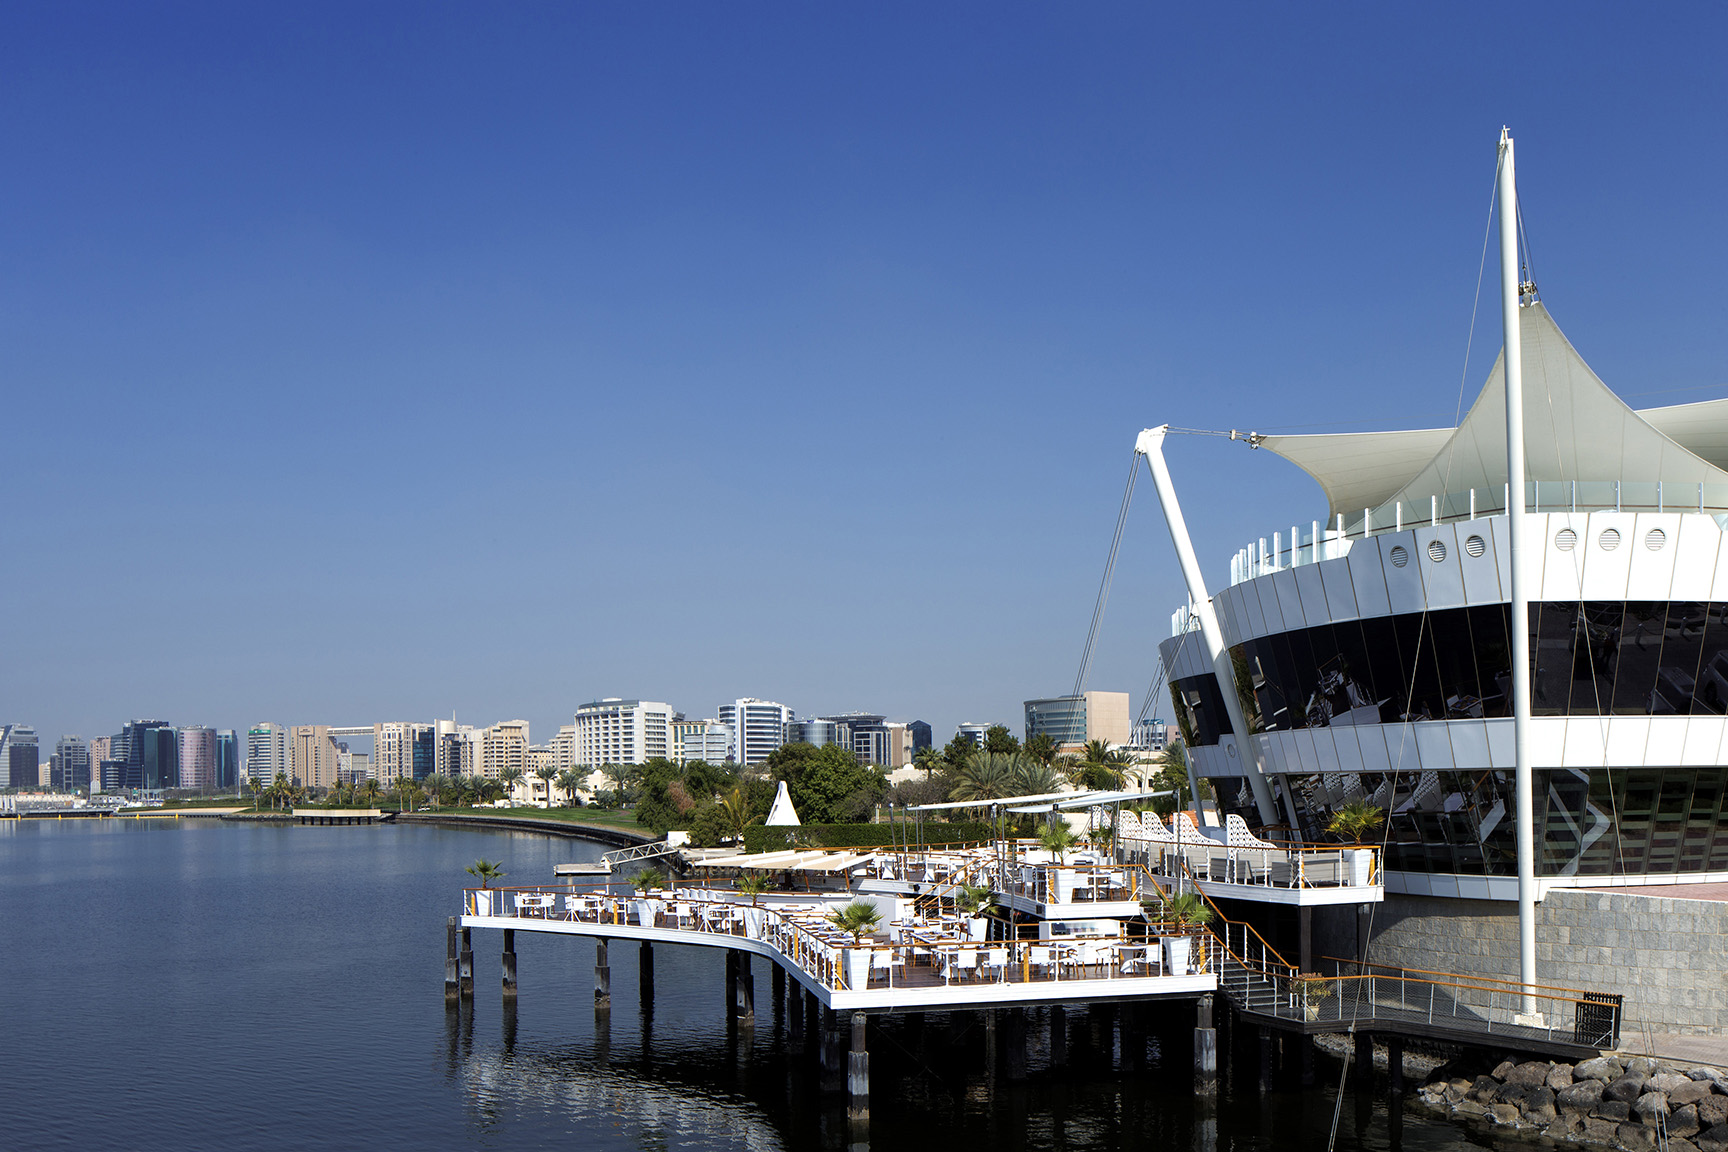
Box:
[1312,888,1728,1035]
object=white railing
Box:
[463,884,1218,992]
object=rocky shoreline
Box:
[1415,1053,1728,1151]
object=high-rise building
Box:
[673,718,733,764]
[550,725,576,773]
[1023,691,1132,752]
[50,736,90,791]
[246,723,291,786]
[374,722,435,783]
[786,718,849,748]
[110,720,175,791]
[908,721,933,753]
[1131,719,1170,752]
[433,719,467,779]
[215,730,238,790]
[718,698,793,766]
[955,723,989,748]
[574,700,678,766]
[0,725,39,788]
[336,747,372,784]
[88,736,112,793]
[291,725,340,789]
[177,726,217,791]
[812,712,914,768]
[478,720,530,780]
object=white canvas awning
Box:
[764,780,800,826]
[1254,304,1728,523]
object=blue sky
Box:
[6,4,1727,752]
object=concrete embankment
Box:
[1416,1051,1728,1151]
[391,811,654,849]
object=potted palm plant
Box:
[1327,800,1383,886]
[828,900,883,990]
[1141,890,1213,975]
[1038,821,1078,902]
[632,868,667,926]
[466,859,506,915]
[736,872,771,938]
[957,883,994,941]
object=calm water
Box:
[0,819,1501,1150]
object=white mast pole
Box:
[1136,425,1281,828]
[1498,128,1538,1016]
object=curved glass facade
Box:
[1266,766,1728,878]
[1209,601,1728,732]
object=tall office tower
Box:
[112,720,175,791]
[673,718,732,764]
[51,736,91,791]
[290,725,340,789]
[0,725,40,788]
[812,712,913,767]
[215,730,238,789]
[1130,719,1169,752]
[550,725,576,773]
[336,747,371,784]
[908,721,933,753]
[374,722,435,783]
[246,723,291,786]
[1022,691,1132,753]
[178,726,217,791]
[574,700,679,766]
[432,720,472,778]
[478,720,530,780]
[718,699,793,766]
[88,736,112,793]
[955,723,989,748]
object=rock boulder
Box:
[1546,1063,1575,1090]
[1575,1056,1623,1082]
[1557,1079,1605,1112]
[1505,1061,1551,1088]
[1607,1074,1649,1103]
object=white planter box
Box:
[1050,870,1075,903]
[1349,849,1373,887]
[742,908,767,939]
[844,948,873,990]
[968,917,988,941]
[1162,935,1193,976]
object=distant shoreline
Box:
[390,811,653,849]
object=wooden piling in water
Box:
[1194,994,1217,1096]
[459,927,474,999]
[501,928,517,997]
[594,939,611,1010]
[846,1011,870,1125]
[445,917,459,1006]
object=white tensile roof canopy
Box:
[764,780,800,826]
[1256,303,1728,525]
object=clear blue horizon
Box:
[6,5,1727,752]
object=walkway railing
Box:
[463,883,1218,993]
[1122,839,1380,893]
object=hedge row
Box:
[741,822,994,854]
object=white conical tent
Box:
[1256,303,1728,524]
[764,780,800,826]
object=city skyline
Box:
[6,8,1727,753]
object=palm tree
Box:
[735,872,771,906]
[632,868,666,893]
[555,770,581,808]
[1024,732,1059,768]
[1037,821,1076,864]
[913,746,943,781]
[1328,800,1385,844]
[499,766,525,804]
[466,859,507,888]
[358,777,381,808]
[720,786,753,843]
[827,900,882,945]
[1144,890,1213,931]
[956,883,994,918]
[1009,760,1063,796]
[949,750,1016,802]
[534,764,557,805]
[422,774,448,810]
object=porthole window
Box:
[1389,545,1409,568]
[1646,528,1668,551]
[1427,540,1448,563]
[1464,535,1486,558]
[1600,528,1621,551]
[1555,528,1578,551]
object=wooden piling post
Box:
[1004,1006,1027,1082]
[459,927,474,998]
[1257,1026,1272,1093]
[725,950,739,1019]
[739,955,755,1026]
[1353,1029,1372,1088]
[639,940,654,1003]
[847,1011,870,1125]
[594,938,611,1010]
[1387,1036,1404,1097]
[1194,994,1217,1096]
[445,917,460,1006]
[501,928,517,997]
